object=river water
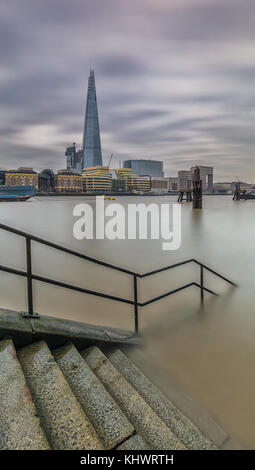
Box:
[0,195,254,447]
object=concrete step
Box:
[18,340,103,450]
[0,339,50,450]
[117,435,151,450]
[107,348,216,450]
[81,345,186,450]
[53,343,134,449]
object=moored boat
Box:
[0,185,35,202]
[0,194,31,202]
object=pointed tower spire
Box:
[82,69,102,168]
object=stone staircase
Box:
[0,338,217,450]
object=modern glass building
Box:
[65,143,83,174]
[0,170,6,185]
[114,168,151,192]
[82,70,102,168]
[123,159,164,178]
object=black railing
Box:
[0,222,237,334]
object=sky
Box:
[1,0,255,181]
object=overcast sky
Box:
[1,0,255,181]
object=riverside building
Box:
[123,159,164,178]
[5,168,39,190]
[82,166,112,193]
[150,179,168,193]
[111,170,127,192]
[114,168,150,192]
[177,167,214,193]
[178,170,192,191]
[166,176,179,192]
[114,168,137,191]
[135,175,151,192]
[54,170,83,192]
[190,166,213,193]
[150,177,179,193]
[213,183,232,194]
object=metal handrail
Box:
[0,222,237,334]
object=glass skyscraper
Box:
[123,159,164,178]
[82,70,102,168]
[65,143,83,174]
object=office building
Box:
[82,166,112,193]
[213,183,232,194]
[114,168,150,192]
[135,176,151,192]
[111,170,127,192]
[150,179,168,193]
[114,168,135,190]
[66,143,83,174]
[82,70,102,168]
[178,170,192,191]
[123,159,164,178]
[166,176,179,192]
[190,166,213,193]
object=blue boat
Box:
[0,185,35,202]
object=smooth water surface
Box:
[0,195,254,446]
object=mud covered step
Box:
[0,339,50,450]
[18,340,103,450]
[107,349,216,450]
[53,343,134,449]
[81,346,186,450]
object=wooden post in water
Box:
[233,182,240,200]
[177,190,192,202]
[177,178,192,203]
[192,166,202,209]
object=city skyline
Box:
[1,0,255,181]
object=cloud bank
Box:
[0,0,255,181]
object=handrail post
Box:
[200,264,204,306]
[22,236,39,318]
[133,274,139,335]
[26,237,34,316]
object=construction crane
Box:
[108,154,113,168]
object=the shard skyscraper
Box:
[82,70,102,168]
